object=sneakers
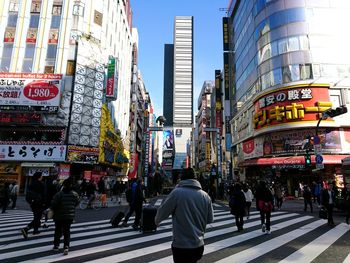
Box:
[52,246,59,252]
[63,247,69,255]
[21,228,28,239]
[42,223,49,228]
[266,230,271,235]
[262,224,266,233]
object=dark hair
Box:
[33,171,42,180]
[63,177,73,189]
[180,168,195,180]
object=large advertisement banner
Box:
[243,128,342,160]
[0,144,66,161]
[253,85,331,130]
[163,130,174,150]
[0,73,62,107]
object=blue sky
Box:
[131,0,229,117]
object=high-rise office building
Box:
[163,44,174,127]
[173,16,193,126]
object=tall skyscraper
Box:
[163,44,174,127]
[173,16,193,126]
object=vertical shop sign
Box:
[106,57,118,100]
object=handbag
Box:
[319,207,328,219]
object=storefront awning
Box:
[240,155,350,167]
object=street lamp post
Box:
[204,127,222,196]
[143,116,166,193]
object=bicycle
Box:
[79,194,102,210]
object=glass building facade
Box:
[229,0,350,108]
[227,0,350,190]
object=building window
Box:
[66,60,76,75]
[44,66,54,73]
[46,44,57,59]
[7,13,18,27]
[94,10,103,26]
[0,43,14,71]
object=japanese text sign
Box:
[0,73,62,107]
[253,86,331,130]
[0,144,66,161]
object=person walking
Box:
[43,178,58,228]
[51,178,79,255]
[303,185,313,212]
[10,181,18,209]
[229,183,246,232]
[21,172,45,238]
[255,181,274,234]
[1,182,10,213]
[121,179,145,229]
[242,184,254,219]
[274,183,283,210]
[321,182,336,227]
[155,168,214,263]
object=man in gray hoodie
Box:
[155,168,214,263]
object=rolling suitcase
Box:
[140,205,157,233]
[110,211,125,228]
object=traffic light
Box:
[323,106,347,118]
[305,150,312,167]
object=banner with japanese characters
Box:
[253,85,332,130]
[0,144,66,161]
[0,73,62,107]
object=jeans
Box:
[28,204,44,232]
[304,199,313,212]
[325,204,334,225]
[172,245,204,263]
[10,195,17,208]
[123,202,142,227]
[260,210,271,231]
[235,214,244,230]
[54,219,73,248]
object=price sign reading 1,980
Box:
[0,73,62,107]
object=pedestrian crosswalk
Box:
[0,207,349,263]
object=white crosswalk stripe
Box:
[0,208,349,263]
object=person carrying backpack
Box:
[21,172,45,238]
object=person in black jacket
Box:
[255,180,274,234]
[228,183,246,232]
[51,177,79,255]
[21,172,45,238]
[321,182,336,226]
[122,179,145,229]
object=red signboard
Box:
[216,110,223,135]
[0,112,41,125]
[253,86,331,130]
[243,139,255,154]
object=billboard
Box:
[253,85,332,130]
[0,73,62,108]
[0,144,66,161]
[163,130,174,150]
